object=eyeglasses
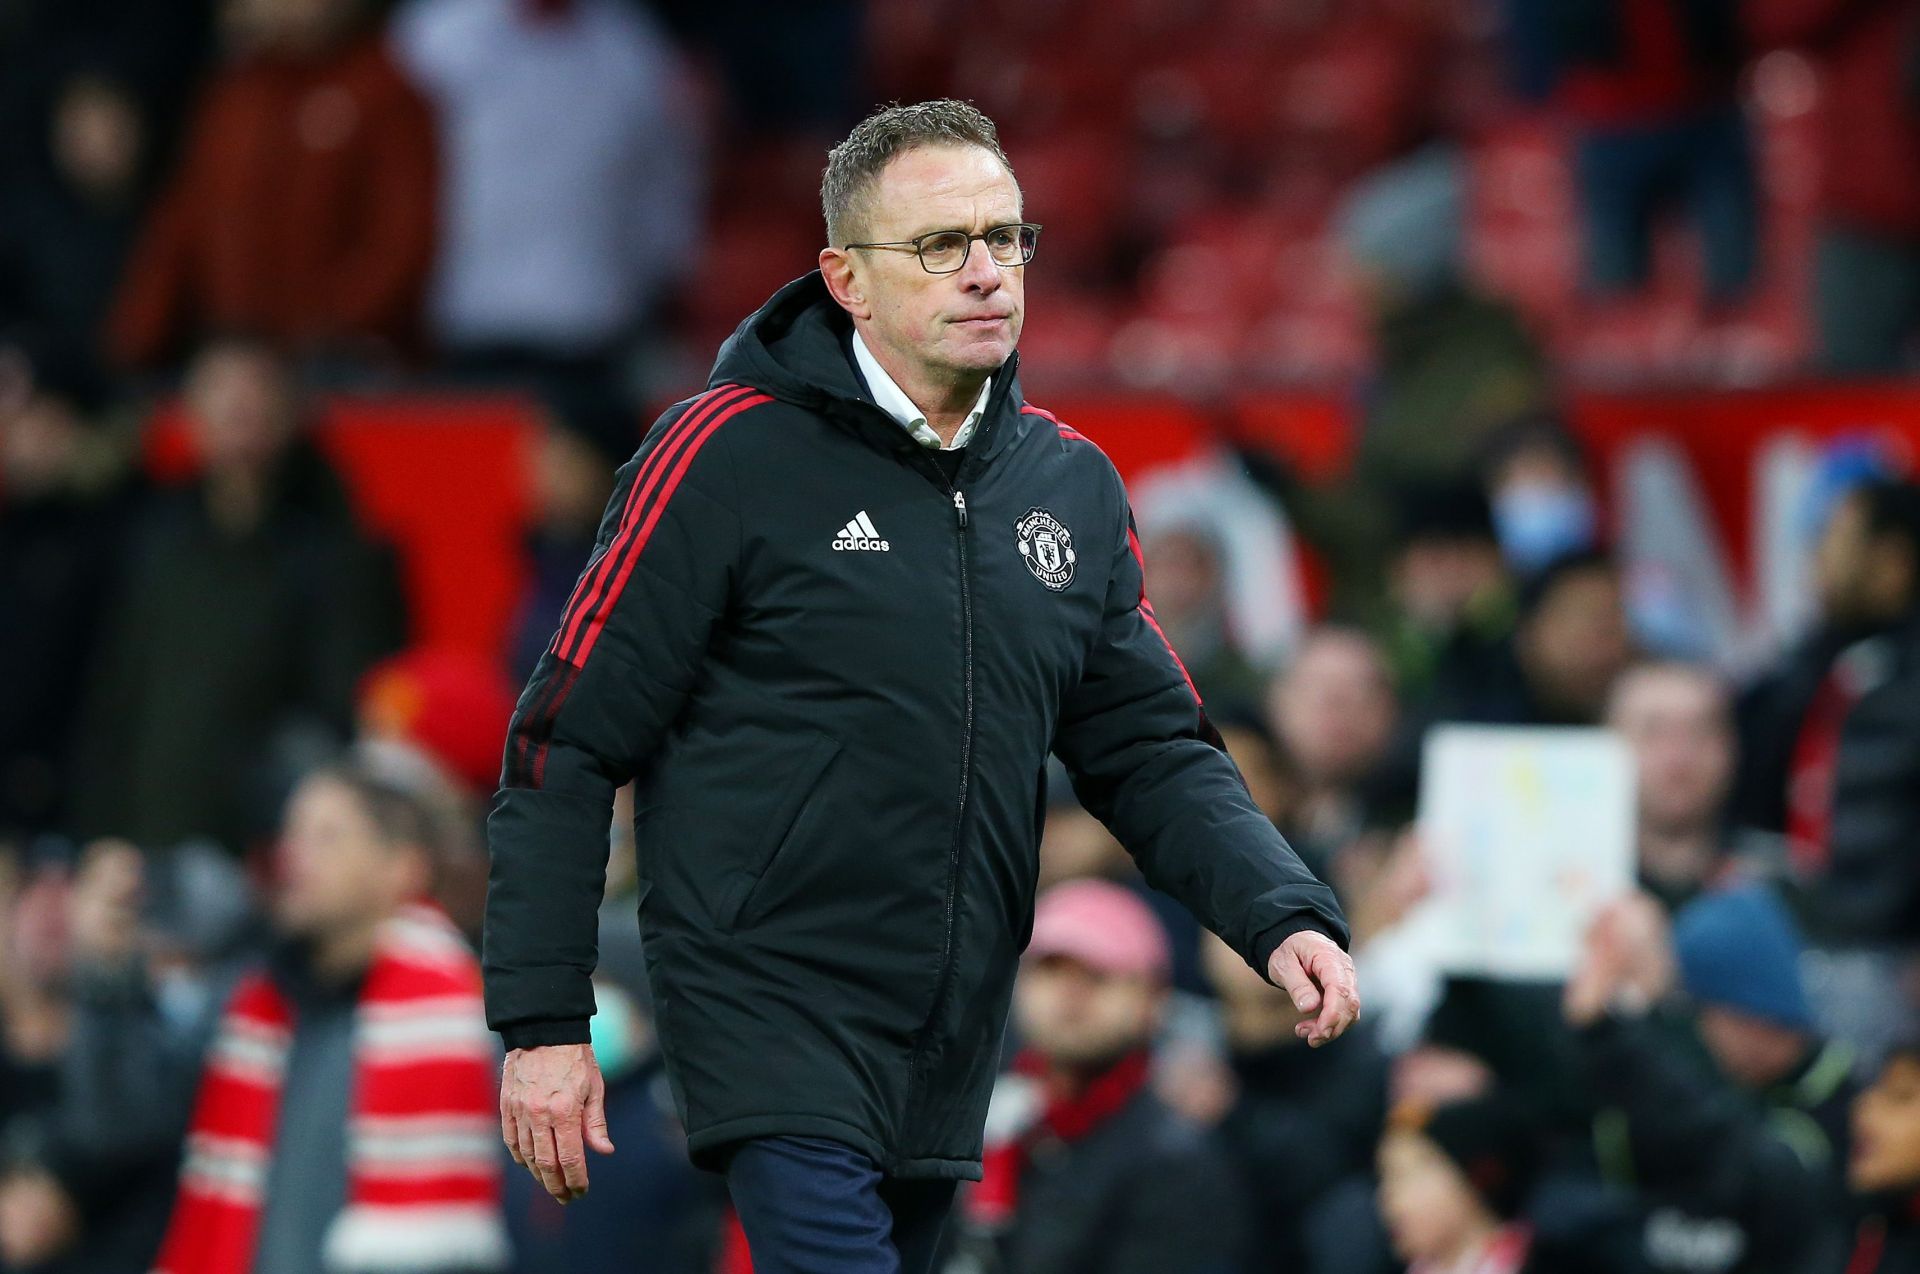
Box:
[844,223,1043,275]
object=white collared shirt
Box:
[851,330,990,452]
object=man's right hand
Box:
[499,1043,615,1204]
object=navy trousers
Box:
[723,1136,959,1274]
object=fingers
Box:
[1302,949,1362,1048]
[516,1110,540,1183]
[500,1085,522,1167]
[553,1116,590,1200]
[1269,947,1322,1016]
[531,1120,572,1203]
[583,1070,616,1156]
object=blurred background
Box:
[4,0,1920,1270]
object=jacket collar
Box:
[707,271,1029,471]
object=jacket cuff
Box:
[500,1019,592,1051]
[1252,914,1344,986]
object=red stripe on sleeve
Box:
[549,384,753,663]
[566,391,771,669]
[1128,526,1203,705]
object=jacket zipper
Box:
[907,484,974,1115]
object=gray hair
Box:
[820,99,1016,248]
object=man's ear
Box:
[820,247,871,320]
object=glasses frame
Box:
[843,222,1044,275]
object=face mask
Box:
[589,985,647,1082]
[1494,483,1596,573]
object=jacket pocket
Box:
[718,729,841,931]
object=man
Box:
[70,333,404,849]
[1264,626,1401,852]
[946,879,1250,1274]
[1736,477,1920,1056]
[484,100,1357,1272]
[1562,887,1853,1274]
[107,0,437,369]
[1442,548,1634,727]
[153,755,507,1274]
[1605,660,1745,913]
[1735,477,1920,944]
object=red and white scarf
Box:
[152,903,507,1274]
[967,1048,1152,1230]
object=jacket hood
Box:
[707,271,1024,455]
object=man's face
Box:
[272,776,416,941]
[1377,1130,1487,1263]
[1014,954,1162,1069]
[1519,567,1631,722]
[1853,1053,1920,1193]
[831,145,1025,382]
[186,343,296,477]
[1607,666,1734,836]
[1815,492,1872,623]
[1392,536,1505,630]
[1268,633,1397,788]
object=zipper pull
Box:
[952,490,968,528]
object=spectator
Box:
[0,838,258,1274]
[1132,521,1267,706]
[71,334,405,850]
[1370,482,1515,711]
[1746,0,1920,373]
[1507,0,1757,308]
[1265,628,1401,853]
[0,72,155,376]
[1377,1093,1639,1274]
[946,879,1251,1274]
[1201,932,1389,1274]
[0,351,137,839]
[1444,549,1634,727]
[0,0,209,187]
[150,756,507,1274]
[1563,888,1854,1273]
[1734,477,1920,947]
[1483,420,1602,579]
[1305,147,1551,613]
[392,0,704,409]
[1844,1037,1920,1272]
[107,0,437,372]
[1606,660,1753,912]
[1340,146,1554,496]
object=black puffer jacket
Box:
[482,274,1347,1179]
[1734,616,1920,944]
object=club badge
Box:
[1015,507,1075,591]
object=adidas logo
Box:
[832,510,890,552]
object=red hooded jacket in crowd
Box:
[108,34,437,368]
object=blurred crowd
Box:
[4,0,1920,1271]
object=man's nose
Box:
[957,236,1002,292]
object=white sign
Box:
[1415,726,1636,980]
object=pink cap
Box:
[1025,878,1171,981]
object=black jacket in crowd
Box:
[1577,1013,1852,1274]
[949,1086,1251,1274]
[482,274,1348,1179]
[1733,615,1920,946]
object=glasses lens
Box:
[1017,224,1039,262]
[918,231,970,273]
[983,226,1027,266]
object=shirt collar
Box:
[850,329,989,452]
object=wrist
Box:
[500,1019,591,1052]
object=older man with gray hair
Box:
[484,99,1358,1273]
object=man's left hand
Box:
[1267,930,1360,1048]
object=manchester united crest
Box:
[1015,507,1075,591]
